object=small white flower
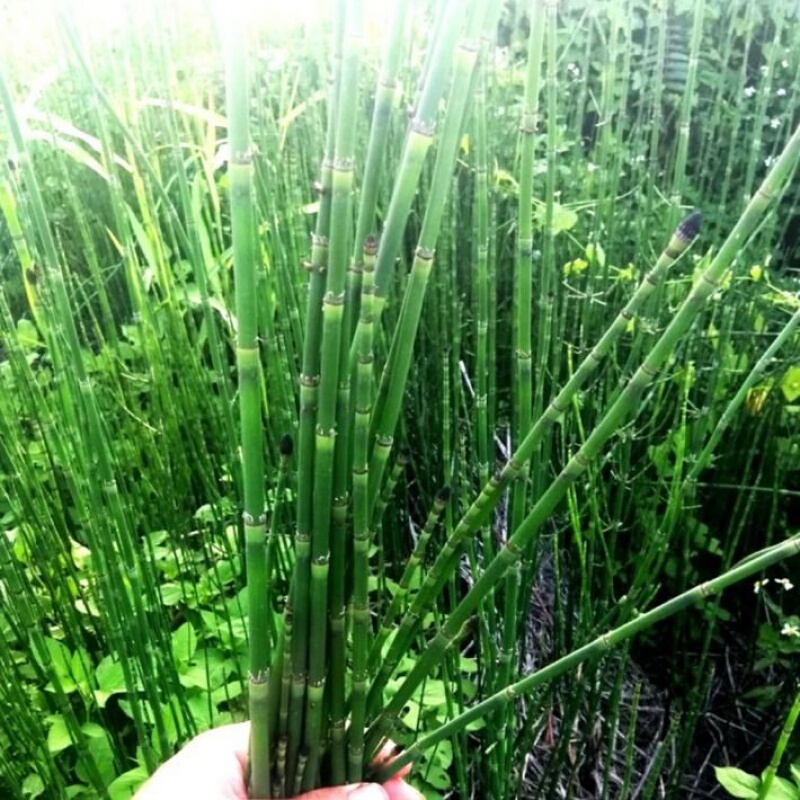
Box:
[776,578,794,590]
[754,579,770,593]
[587,162,597,173]
[781,622,800,637]
[770,118,781,129]
[764,155,778,168]
[781,59,789,68]
[760,65,769,75]
[777,88,787,97]
[744,86,757,97]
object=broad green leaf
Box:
[412,781,442,800]
[211,680,245,705]
[152,698,183,749]
[171,622,198,665]
[465,715,486,731]
[70,648,92,699]
[423,763,451,791]
[119,699,154,724]
[160,583,185,606]
[76,730,115,787]
[761,775,800,800]
[16,318,41,350]
[186,693,214,731]
[460,677,477,700]
[194,503,223,524]
[107,766,149,800]
[417,680,447,706]
[536,202,578,234]
[179,662,214,691]
[228,586,248,620]
[81,722,107,739]
[200,610,222,636]
[94,656,128,708]
[429,741,453,770]
[22,773,45,798]
[400,700,422,730]
[714,766,760,798]
[46,714,73,754]
[780,366,800,403]
[459,657,478,674]
[180,649,230,692]
[38,637,72,680]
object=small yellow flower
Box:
[746,386,770,415]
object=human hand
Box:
[133,722,422,800]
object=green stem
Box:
[224,12,270,796]
[758,687,800,800]
[365,210,701,714]
[375,534,800,778]
[369,117,800,751]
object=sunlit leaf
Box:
[780,365,800,403]
[714,766,759,798]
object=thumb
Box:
[293,783,389,800]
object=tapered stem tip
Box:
[279,433,294,457]
[364,234,379,256]
[677,210,702,242]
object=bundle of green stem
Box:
[220,1,800,796]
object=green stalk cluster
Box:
[374,533,800,779]
[367,119,800,752]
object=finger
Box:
[384,760,412,780]
[185,722,251,771]
[382,779,424,800]
[293,782,389,800]
[374,741,397,764]
[372,740,411,779]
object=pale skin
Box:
[133,722,421,800]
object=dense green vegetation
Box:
[1,0,800,798]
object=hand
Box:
[133,722,421,800]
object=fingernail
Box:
[347,784,389,800]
